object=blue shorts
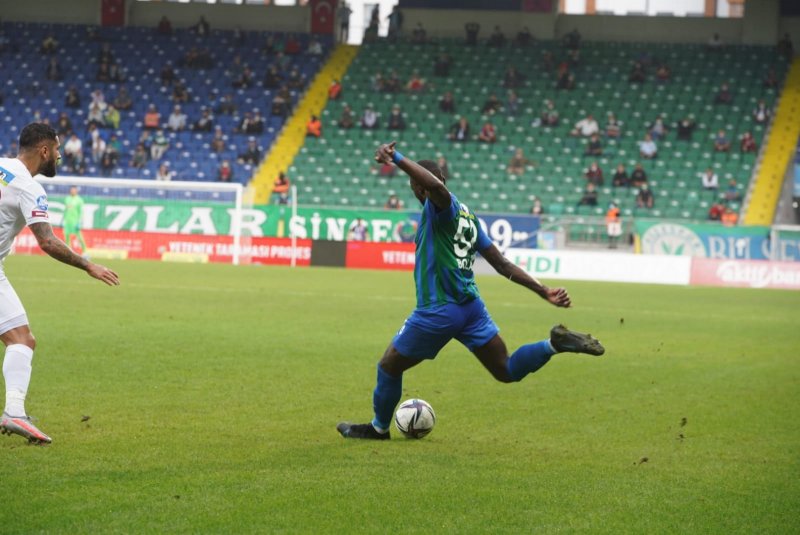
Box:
[392,299,500,359]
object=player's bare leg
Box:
[0,325,51,444]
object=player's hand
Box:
[87,263,120,286]
[374,141,397,164]
[544,287,571,308]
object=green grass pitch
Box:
[1,255,798,533]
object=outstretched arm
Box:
[375,141,451,210]
[481,244,571,308]
[29,222,120,286]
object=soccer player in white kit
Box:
[0,123,120,444]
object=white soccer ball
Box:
[394,398,436,439]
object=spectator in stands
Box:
[434,53,452,77]
[211,126,226,153]
[530,198,544,216]
[714,82,733,105]
[263,66,282,89]
[478,121,497,143]
[437,156,450,180]
[515,27,533,47]
[216,93,237,115]
[112,86,132,111]
[503,66,524,89]
[740,131,757,153]
[131,143,148,169]
[636,184,654,209]
[630,163,648,187]
[753,99,771,124]
[109,62,125,83]
[507,148,531,176]
[639,133,658,159]
[725,179,742,201]
[488,26,506,48]
[45,57,62,81]
[156,162,174,181]
[612,164,629,188]
[764,68,779,89]
[90,131,106,163]
[143,104,161,130]
[577,183,598,207]
[172,81,190,103]
[605,113,621,138]
[721,207,738,226]
[239,138,261,164]
[271,86,291,117]
[714,129,731,152]
[328,79,342,101]
[233,67,255,89]
[707,33,723,51]
[217,160,233,183]
[306,115,322,138]
[167,105,187,131]
[649,116,668,141]
[564,29,581,50]
[585,134,603,157]
[193,108,214,132]
[701,168,719,191]
[96,61,111,83]
[708,201,725,221]
[338,2,353,43]
[273,172,290,195]
[55,113,72,139]
[628,62,646,84]
[101,145,119,175]
[557,71,575,92]
[285,34,302,55]
[584,161,604,186]
[568,48,581,67]
[482,93,501,115]
[104,105,120,130]
[385,194,403,210]
[364,8,379,44]
[387,5,404,41]
[606,203,622,248]
[40,34,58,54]
[157,16,172,35]
[777,33,794,60]
[540,100,559,126]
[371,71,386,92]
[465,22,480,46]
[439,91,456,113]
[250,110,266,134]
[406,71,426,93]
[449,117,470,142]
[377,160,397,177]
[387,105,406,131]
[348,219,370,241]
[160,62,175,86]
[339,104,354,129]
[411,23,427,45]
[307,38,323,56]
[384,71,402,93]
[151,129,169,160]
[571,114,599,137]
[193,16,210,38]
[361,106,378,129]
[655,63,671,84]
[287,67,306,90]
[506,90,520,116]
[541,50,555,72]
[63,134,84,172]
[676,116,696,141]
[65,86,81,109]
[87,101,105,128]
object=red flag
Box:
[310,0,337,35]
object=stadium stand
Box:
[285,38,790,225]
[0,21,331,184]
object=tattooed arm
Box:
[29,223,120,286]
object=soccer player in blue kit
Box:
[337,142,605,440]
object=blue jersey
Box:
[414,193,492,309]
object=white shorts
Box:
[0,274,29,335]
[607,222,622,237]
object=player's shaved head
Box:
[19,123,58,151]
[417,160,446,184]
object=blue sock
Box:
[371,365,402,431]
[506,340,556,382]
